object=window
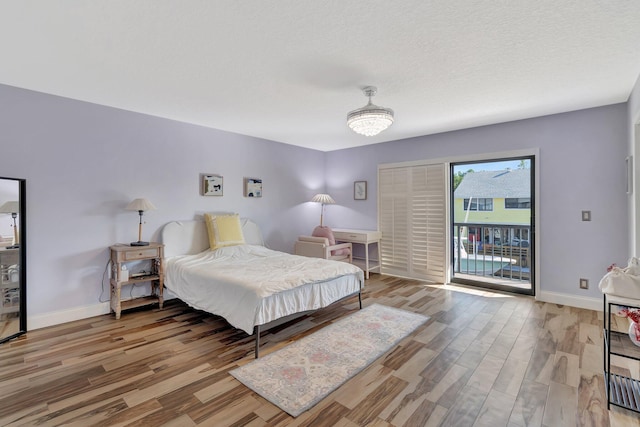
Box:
[505,198,531,209]
[463,198,493,211]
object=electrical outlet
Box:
[580,278,589,289]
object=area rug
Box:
[229,303,429,417]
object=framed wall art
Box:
[354,180,367,200]
[201,174,223,196]
[244,177,262,197]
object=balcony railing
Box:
[453,222,531,283]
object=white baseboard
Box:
[28,302,111,330]
[27,293,179,331]
[27,289,601,331]
[537,290,602,311]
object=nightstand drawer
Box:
[124,247,161,260]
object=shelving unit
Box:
[603,293,640,413]
[109,243,164,319]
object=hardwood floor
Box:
[0,275,639,426]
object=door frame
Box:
[445,148,539,296]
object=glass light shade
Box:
[347,86,394,136]
[347,104,394,136]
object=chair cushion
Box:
[312,226,350,256]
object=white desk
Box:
[332,228,382,279]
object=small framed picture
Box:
[201,174,223,196]
[354,181,367,200]
[244,177,262,198]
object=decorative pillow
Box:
[312,225,350,256]
[205,213,245,250]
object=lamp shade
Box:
[0,201,20,213]
[310,194,336,205]
[126,198,156,211]
[0,201,19,214]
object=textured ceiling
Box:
[1,1,640,152]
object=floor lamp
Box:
[310,194,335,227]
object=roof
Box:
[454,169,530,199]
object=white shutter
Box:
[410,166,429,276]
[424,164,446,282]
[379,163,446,283]
[379,168,409,276]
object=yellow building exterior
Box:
[453,169,531,246]
[453,197,530,225]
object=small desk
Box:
[332,228,382,279]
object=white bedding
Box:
[165,244,364,334]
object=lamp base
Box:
[130,241,150,246]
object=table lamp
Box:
[126,198,156,246]
[0,201,19,248]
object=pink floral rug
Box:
[229,303,429,417]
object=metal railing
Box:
[453,222,531,283]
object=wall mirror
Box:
[0,177,26,344]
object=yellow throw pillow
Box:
[204,213,245,250]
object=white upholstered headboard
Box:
[161,218,265,258]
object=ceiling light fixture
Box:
[347,86,394,136]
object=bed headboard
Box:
[161,218,265,258]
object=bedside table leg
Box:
[111,282,122,319]
[158,283,164,309]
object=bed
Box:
[161,217,365,357]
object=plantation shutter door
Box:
[379,167,409,276]
[379,163,446,282]
[410,166,429,277]
[424,164,446,283]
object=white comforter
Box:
[164,244,364,334]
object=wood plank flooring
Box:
[1,275,639,426]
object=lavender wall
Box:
[0,84,325,325]
[326,104,630,304]
[0,81,631,326]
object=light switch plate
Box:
[582,211,591,221]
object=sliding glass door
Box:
[451,157,535,295]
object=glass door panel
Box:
[451,157,534,295]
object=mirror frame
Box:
[0,177,26,344]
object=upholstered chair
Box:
[294,226,352,263]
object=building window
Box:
[464,198,493,211]
[505,198,531,209]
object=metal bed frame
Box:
[252,289,362,358]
